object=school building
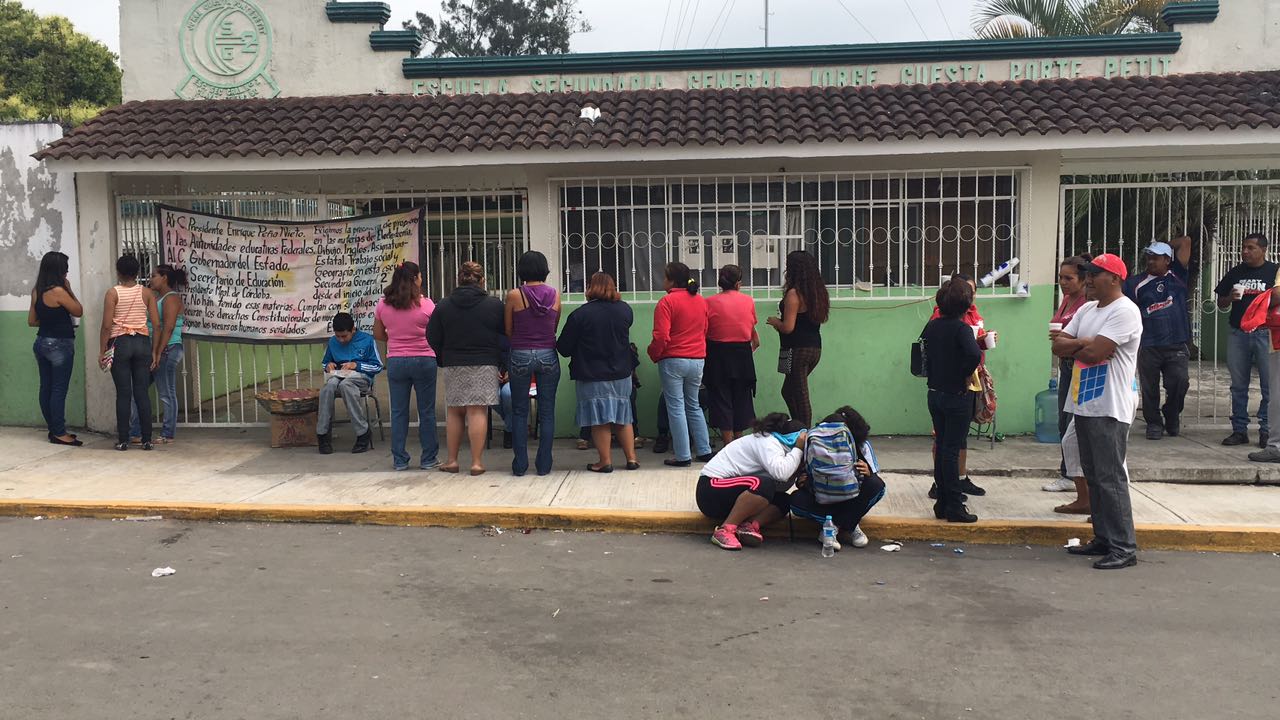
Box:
[9,0,1280,437]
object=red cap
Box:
[1084,253,1128,281]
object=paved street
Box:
[2,518,1278,719]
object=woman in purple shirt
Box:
[504,251,562,476]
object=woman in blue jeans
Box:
[647,262,712,466]
[505,251,561,476]
[130,264,188,443]
[28,251,83,446]
[373,261,439,470]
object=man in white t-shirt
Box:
[1052,253,1143,570]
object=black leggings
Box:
[789,473,887,530]
[112,334,152,444]
[696,474,789,521]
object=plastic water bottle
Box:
[1035,378,1061,443]
[821,516,837,558]
[979,257,1020,287]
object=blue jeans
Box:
[33,337,75,437]
[1228,327,1270,434]
[387,356,439,469]
[130,344,184,440]
[658,358,712,461]
[508,348,561,476]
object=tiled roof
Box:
[35,69,1280,162]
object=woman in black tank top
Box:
[28,252,83,445]
[766,251,829,426]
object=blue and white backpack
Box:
[805,421,861,504]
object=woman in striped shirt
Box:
[99,256,162,451]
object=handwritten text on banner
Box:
[158,205,422,341]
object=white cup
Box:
[1049,322,1063,333]
[1234,283,1247,300]
[983,331,998,350]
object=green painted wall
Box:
[550,288,1054,438]
[1,310,87,428]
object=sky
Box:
[19,0,980,57]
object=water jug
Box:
[1034,378,1060,443]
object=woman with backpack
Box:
[788,405,887,550]
[695,413,808,551]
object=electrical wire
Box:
[711,0,739,47]
[701,0,734,48]
[933,0,957,39]
[669,0,691,50]
[903,0,929,41]
[682,0,703,49]
[832,0,880,43]
[659,0,676,49]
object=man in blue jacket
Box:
[317,311,383,454]
[1123,238,1191,440]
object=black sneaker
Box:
[1222,432,1250,446]
[652,435,670,454]
[502,431,513,449]
[1093,552,1138,570]
[695,452,715,462]
[927,483,967,502]
[1260,431,1270,449]
[1067,539,1109,556]
[1145,424,1163,440]
[943,505,978,523]
[351,431,372,454]
[960,477,986,496]
[317,433,333,455]
[663,458,691,467]
[1164,415,1180,436]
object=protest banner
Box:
[158,204,422,341]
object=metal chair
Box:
[334,381,384,442]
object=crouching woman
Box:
[695,413,808,551]
[788,405,887,550]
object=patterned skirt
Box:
[442,365,499,407]
[575,378,634,427]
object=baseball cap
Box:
[1083,253,1128,280]
[1145,241,1173,258]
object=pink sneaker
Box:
[735,521,764,547]
[711,525,742,550]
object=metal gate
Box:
[1058,170,1280,428]
[117,188,528,427]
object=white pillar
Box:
[75,172,117,432]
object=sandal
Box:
[576,439,590,450]
[587,463,613,473]
[156,437,175,444]
[1053,502,1091,515]
[625,461,640,471]
[438,464,460,473]
[470,467,485,476]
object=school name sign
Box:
[159,205,421,341]
[409,54,1175,96]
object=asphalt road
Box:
[2,518,1277,719]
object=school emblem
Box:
[175,0,279,100]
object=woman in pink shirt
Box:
[373,261,439,471]
[704,265,760,446]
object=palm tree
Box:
[972,0,1170,38]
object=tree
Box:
[402,0,591,58]
[972,0,1170,38]
[0,0,121,123]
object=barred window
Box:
[556,170,1023,301]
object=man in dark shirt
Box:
[1214,233,1279,448]
[1123,239,1191,440]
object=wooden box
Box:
[269,410,318,448]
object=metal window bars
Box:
[114,188,528,427]
[552,168,1024,303]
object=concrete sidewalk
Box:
[2,426,1280,551]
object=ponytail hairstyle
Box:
[665,261,699,295]
[153,264,188,291]
[717,264,743,292]
[1060,253,1092,278]
[783,250,829,324]
[822,405,871,447]
[383,261,422,310]
[34,251,69,294]
[458,261,485,287]
[750,412,805,437]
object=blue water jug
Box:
[1034,379,1061,443]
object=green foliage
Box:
[972,0,1171,38]
[402,0,591,58]
[0,0,121,124]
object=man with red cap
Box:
[1052,253,1143,570]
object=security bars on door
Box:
[116,189,528,427]
[553,169,1025,303]
[1059,169,1280,428]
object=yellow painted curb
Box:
[2,498,1278,553]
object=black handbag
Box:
[910,337,927,378]
[777,348,793,374]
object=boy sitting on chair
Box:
[317,311,383,454]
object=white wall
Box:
[1177,0,1280,73]
[0,123,79,311]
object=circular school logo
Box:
[175,0,279,100]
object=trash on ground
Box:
[482,526,504,537]
[32,516,43,521]
[551,608,560,618]
[10,554,22,559]
[874,580,887,585]
[953,548,965,555]
[1064,537,1081,548]
[521,528,533,534]
[603,551,613,555]
[930,543,946,548]
[880,543,902,552]
[151,567,176,577]
[759,596,769,601]
[125,515,164,522]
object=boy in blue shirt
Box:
[1123,238,1191,440]
[317,311,383,454]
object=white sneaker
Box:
[820,529,842,552]
[849,524,869,548]
[1042,476,1074,492]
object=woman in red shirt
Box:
[704,265,759,447]
[648,261,713,466]
[1045,254,1092,513]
